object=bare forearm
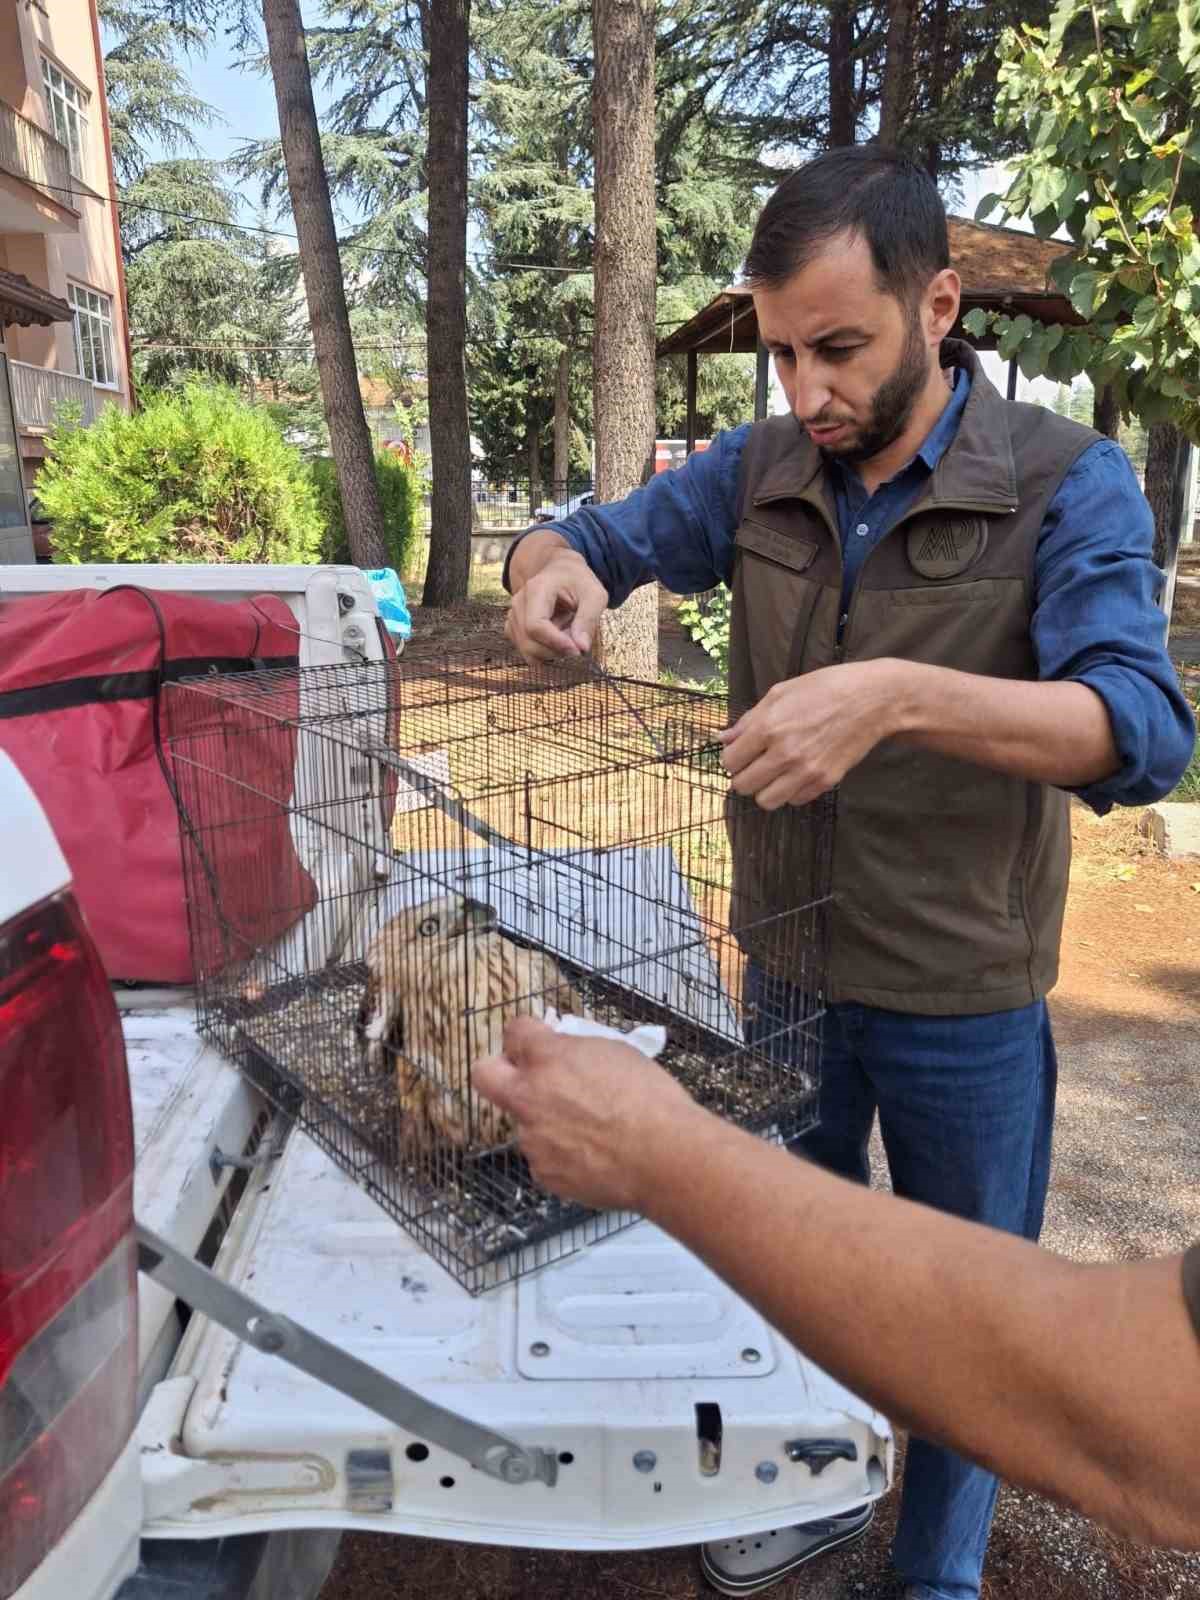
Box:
[890,660,1119,788]
[644,1113,1200,1546]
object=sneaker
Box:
[699,1503,875,1596]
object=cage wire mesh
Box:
[166,651,833,1293]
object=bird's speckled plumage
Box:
[356,893,586,1149]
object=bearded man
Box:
[503,146,1195,1600]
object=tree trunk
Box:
[878,0,916,145]
[553,344,572,496]
[1092,381,1120,440]
[828,0,856,147]
[921,0,949,178]
[591,0,659,681]
[528,420,543,513]
[261,0,387,570]
[422,0,473,607]
[1143,420,1192,625]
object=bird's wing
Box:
[358,925,409,1072]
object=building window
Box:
[69,284,117,388]
[41,58,88,179]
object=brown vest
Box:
[729,341,1098,1015]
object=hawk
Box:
[356,893,587,1150]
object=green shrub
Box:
[38,381,323,565]
[678,585,732,687]
[310,450,421,573]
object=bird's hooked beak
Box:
[453,898,497,936]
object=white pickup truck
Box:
[1,564,892,1600]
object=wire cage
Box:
[166,651,833,1293]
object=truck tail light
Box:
[0,890,136,1599]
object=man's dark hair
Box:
[743,146,949,302]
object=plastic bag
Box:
[365,567,413,641]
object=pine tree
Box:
[423,0,474,605]
[101,0,301,393]
[261,0,389,569]
[591,0,658,680]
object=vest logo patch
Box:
[907,516,988,579]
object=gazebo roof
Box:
[656,217,1080,359]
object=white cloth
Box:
[543,1008,667,1061]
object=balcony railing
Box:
[0,101,75,208]
[10,361,97,433]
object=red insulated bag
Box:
[0,585,316,983]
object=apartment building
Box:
[0,0,131,560]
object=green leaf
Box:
[1034,110,1059,148]
[1068,329,1098,369]
[998,313,1035,360]
[1068,269,1106,317]
[1045,338,1077,381]
[962,307,991,339]
[1132,185,1173,218]
[1018,328,1048,379]
[1049,254,1077,293]
[974,192,1005,223]
[1029,165,1069,215]
[1180,0,1200,67]
[1138,386,1177,423]
[1117,95,1163,144]
[1048,0,1079,51]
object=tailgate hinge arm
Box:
[135,1221,558,1489]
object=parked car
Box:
[531,490,594,523]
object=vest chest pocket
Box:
[887,579,1002,606]
[735,519,820,574]
[732,520,831,690]
[858,577,1033,678]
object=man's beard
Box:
[817,312,930,466]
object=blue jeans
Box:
[744,968,1058,1600]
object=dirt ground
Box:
[324,589,1200,1600]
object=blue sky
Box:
[183,45,281,164]
[155,20,381,237]
[169,24,1007,226]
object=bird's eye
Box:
[418,916,440,937]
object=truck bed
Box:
[128,998,893,1553]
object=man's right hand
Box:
[506,533,609,663]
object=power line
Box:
[11,172,718,335]
[133,339,429,351]
[25,170,598,275]
[32,172,743,319]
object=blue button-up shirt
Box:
[517,369,1195,813]
[831,366,971,619]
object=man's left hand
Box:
[719,659,904,809]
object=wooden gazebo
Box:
[656,217,1081,449]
